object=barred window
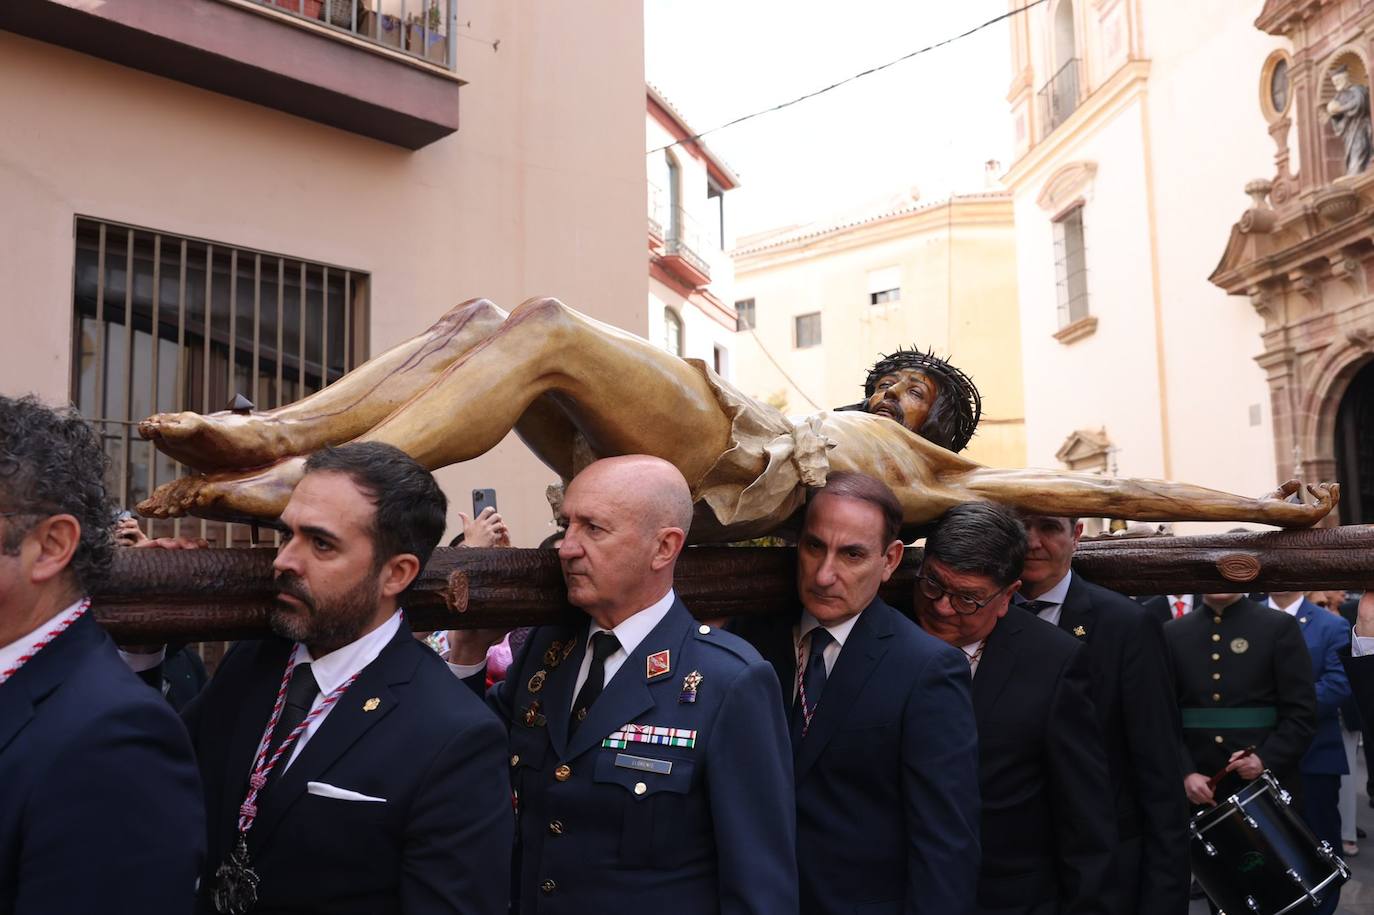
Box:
[71,217,369,547]
[1052,205,1089,327]
[735,298,756,331]
[794,312,822,349]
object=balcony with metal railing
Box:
[1038,58,1082,136]
[251,0,454,69]
[660,205,712,288]
[0,0,463,149]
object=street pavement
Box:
[1190,750,1374,914]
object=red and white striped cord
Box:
[0,598,90,686]
[234,655,359,834]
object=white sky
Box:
[644,0,1015,239]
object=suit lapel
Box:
[249,626,416,850]
[1056,575,1095,645]
[539,625,585,761]
[753,615,799,703]
[795,600,894,780]
[0,615,103,755]
[972,612,1022,728]
[563,600,693,761]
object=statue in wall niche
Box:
[135,297,1338,539]
[1327,64,1372,177]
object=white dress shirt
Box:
[1167,594,1194,617]
[568,589,677,709]
[791,609,863,699]
[1269,595,1304,617]
[1028,570,1074,628]
[1352,628,1374,658]
[278,610,403,771]
[961,639,986,677]
[0,597,86,679]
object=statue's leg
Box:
[138,297,508,471]
[139,298,735,521]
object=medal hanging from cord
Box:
[0,597,90,686]
[212,656,359,915]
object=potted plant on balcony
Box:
[405,0,447,64]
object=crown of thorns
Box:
[860,346,982,453]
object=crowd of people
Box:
[3,389,1374,915]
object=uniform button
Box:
[510,754,520,767]
[1213,693,1222,701]
[1212,634,1221,642]
[541,880,556,894]
[634,782,647,795]
[554,764,572,782]
[1213,673,1221,681]
[1211,653,1220,661]
[1214,616,1222,624]
[1215,735,1224,744]
[699,625,711,634]
[548,820,564,836]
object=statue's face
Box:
[1333,70,1351,91]
[865,368,941,433]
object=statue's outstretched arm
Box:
[950,466,1338,529]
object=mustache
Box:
[274,572,315,610]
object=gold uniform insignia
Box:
[528,670,547,693]
[1073,625,1087,638]
[362,697,381,712]
[1231,638,1249,654]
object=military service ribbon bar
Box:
[603,723,697,750]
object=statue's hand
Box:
[1261,479,1339,526]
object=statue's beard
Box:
[270,570,381,656]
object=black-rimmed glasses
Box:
[914,572,1010,616]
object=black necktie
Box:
[790,628,834,751]
[570,632,621,735]
[264,661,319,787]
[1017,597,1055,615]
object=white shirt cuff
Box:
[118,646,167,673]
[1352,626,1374,658]
[446,659,488,679]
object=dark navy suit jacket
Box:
[1055,576,1189,915]
[1290,598,1351,776]
[0,612,204,915]
[183,622,513,915]
[735,597,981,915]
[483,597,799,914]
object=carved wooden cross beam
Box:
[94,525,1374,642]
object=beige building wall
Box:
[1005,0,1287,533]
[0,0,646,546]
[732,194,1026,470]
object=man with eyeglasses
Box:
[0,394,204,914]
[733,471,980,915]
[913,502,1115,915]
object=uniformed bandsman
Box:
[1165,592,1316,807]
[448,455,799,914]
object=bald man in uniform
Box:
[449,455,798,913]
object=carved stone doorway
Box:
[1336,359,1374,524]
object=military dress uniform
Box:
[1164,597,1316,797]
[482,595,798,914]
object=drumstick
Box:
[1206,745,1257,791]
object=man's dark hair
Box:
[0,395,114,593]
[808,471,903,543]
[303,442,448,571]
[924,502,1026,587]
[837,347,982,453]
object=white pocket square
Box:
[306,781,387,803]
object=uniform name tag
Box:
[614,753,672,775]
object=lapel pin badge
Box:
[1072,625,1087,638]
[528,669,547,694]
[363,697,381,712]
[680,670,704,704]
[646,649,671,680]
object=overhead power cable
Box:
[648,0,1047,156]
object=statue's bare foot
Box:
[137,457,306,522]
[138,411,307,472]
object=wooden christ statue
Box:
[136,297,1337,539]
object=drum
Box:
[1190,771,1349,914]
